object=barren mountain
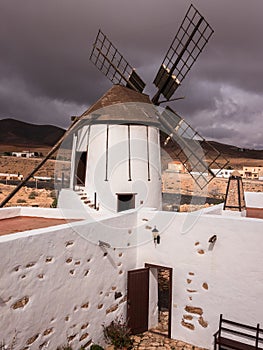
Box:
[0,118,262,166]
[0,118,65,147]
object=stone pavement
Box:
[131,331,208,350]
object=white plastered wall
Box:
[0,210,137,349]
[77,124,162,212]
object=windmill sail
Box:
[152,4,214,105]
[90,29,146,93]
[159,107,229,189]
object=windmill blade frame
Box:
[159,106,229,189]
[90,29,146,93]
[152,4,214,105]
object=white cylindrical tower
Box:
[70,85,162,213]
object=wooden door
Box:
[127,268,149,334]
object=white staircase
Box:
[75,188,98,210]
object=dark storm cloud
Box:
[0,0,262,148]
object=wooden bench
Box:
[214,314,263,350]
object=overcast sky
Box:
[0,0,262,149]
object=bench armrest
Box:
[213,330,220,338]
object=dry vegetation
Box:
[0,184,55,208]
[0,155,56,178]
[0,148,262,210]
[163,173,263,198]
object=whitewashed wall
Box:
[245,191,263,208]
[77,124,162,212]
[136,209,263,349]
[0,211,137,349]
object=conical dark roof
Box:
[81,85,161,126]
[85,84,151,113]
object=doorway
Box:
[75,151,87,186]
[127,264,172,338]
[116,193,136,212]
[145,263,172,337]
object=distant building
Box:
[33,176,52,181]
[210,167,263,180]
[0,173,23,180]
[166,161,185,173]
[11,151,35,158]
[211,168,233,178]
[239,166,263,180]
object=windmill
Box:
[89,4,228,189]
[0,3,228,209]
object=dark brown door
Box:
[127,268,149,334]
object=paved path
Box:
[131,331,208,350]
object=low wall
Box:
[246,207,263,219]
[0,207,82,221]
[0,206,21,220]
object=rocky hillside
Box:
[0,118,65,147]
[205,140,263,160]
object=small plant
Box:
[103,316,133,350]
[16,198,26,204]
[90,345,104,350]
[50,197,57,208]
[49,190,57,198]
[28,191,38,199]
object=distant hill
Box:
[0,118,65,147]
[204,141,263,160]
[0,118,262,161]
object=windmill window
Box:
[116,193,137,212]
